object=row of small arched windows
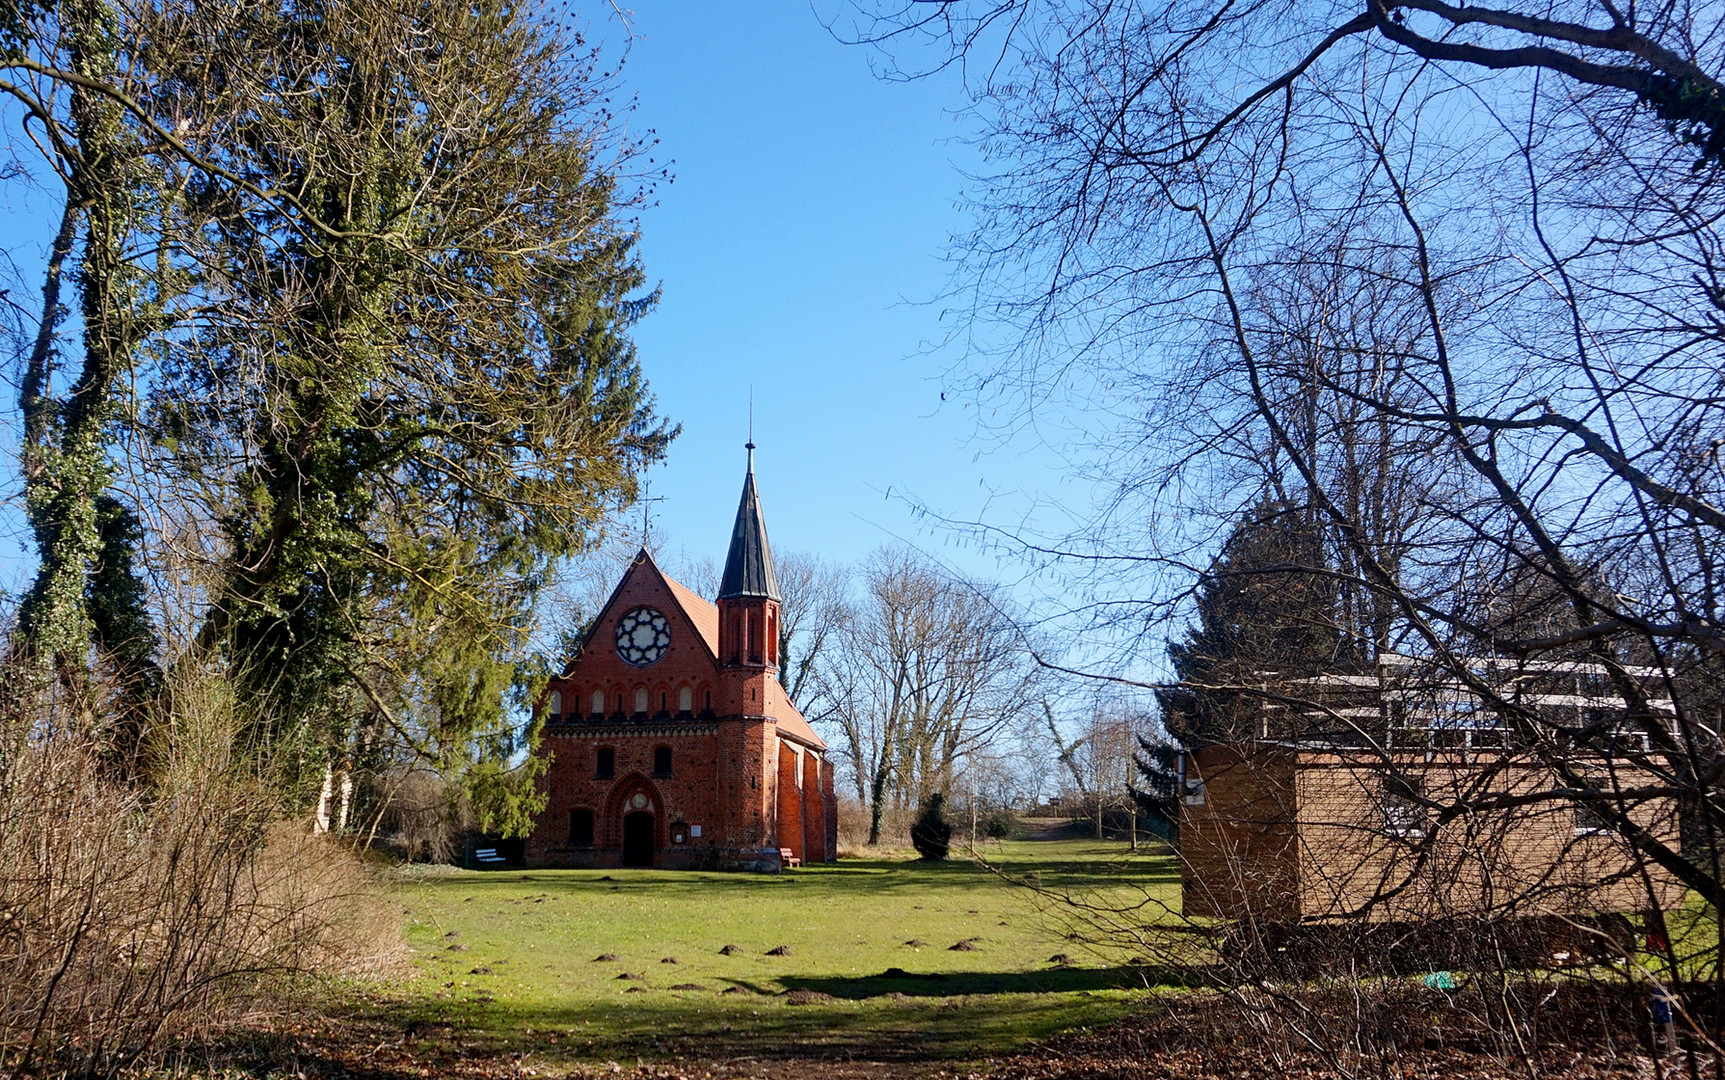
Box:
[545,685,713,719]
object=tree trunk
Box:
[18,0,135,710]
[867,761,891,846]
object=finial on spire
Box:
[746,390,756,471]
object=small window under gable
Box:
[1178,754,1204,806]
[547,690,561,719]
[678,685,692,712]
[634,687,649,714]
[591,689,605,714]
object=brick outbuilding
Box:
[524,446,837,871]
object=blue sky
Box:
[594,4,1068,581]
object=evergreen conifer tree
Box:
[1157,500,1339,747]
[910,793,953,860]
[1129,734,1181,840]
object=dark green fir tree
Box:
[1157,500,1339,747]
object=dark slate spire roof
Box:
[718,443,781,602]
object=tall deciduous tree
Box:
[145,0,674,817]
[815,547,1039,844]
[4,0,165,723]
[773,551,851,710]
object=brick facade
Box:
[524,460,836,871]
[1180,742,1682,922]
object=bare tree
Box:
[1046,698,1141,839]
[814,547,1042,844]
[773,551,852,710]
[845,0,1725,1069]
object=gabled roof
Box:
[718,448,781,602]
[662,571,719,657]
[560,548,718,676]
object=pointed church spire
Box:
[718,441,781,602]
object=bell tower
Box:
[716,442,782,680]
[715,441,782,851]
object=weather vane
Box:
[639,469,664,549]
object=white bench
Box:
[474,847,507,866]
[779,847,802,868]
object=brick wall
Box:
[776,743,804,861]
[523,551,835,870]
[1179,742,1684,923]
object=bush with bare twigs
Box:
[0,667,401,1080]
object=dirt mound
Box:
[784,990,836,1005]
[765,944,792,955]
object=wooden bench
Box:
[473,847,507,866]
[779,847,802,868]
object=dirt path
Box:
[1014,817,1088,842]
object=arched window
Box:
[653,746,672,776]
[659,689,668,712]
[633,687,649,714]
[547,690,562,719]
[767,610,776,663]
[677,685,692,712]
[591,689,605,714]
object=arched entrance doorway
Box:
[622,810,655,867]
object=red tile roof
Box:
[776,701,826,751]
[661,570,719,658]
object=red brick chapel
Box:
[524,446,837,871]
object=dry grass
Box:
[0,672,403,1080]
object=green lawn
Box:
[384,839,1181,1067]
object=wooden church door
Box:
[622,810,655,867]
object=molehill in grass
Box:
[911,793,954,861]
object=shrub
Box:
[0,667,402,1079]
[983,809,1021,840]
[910,793,953,860]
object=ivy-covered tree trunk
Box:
[18,0,142,720]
